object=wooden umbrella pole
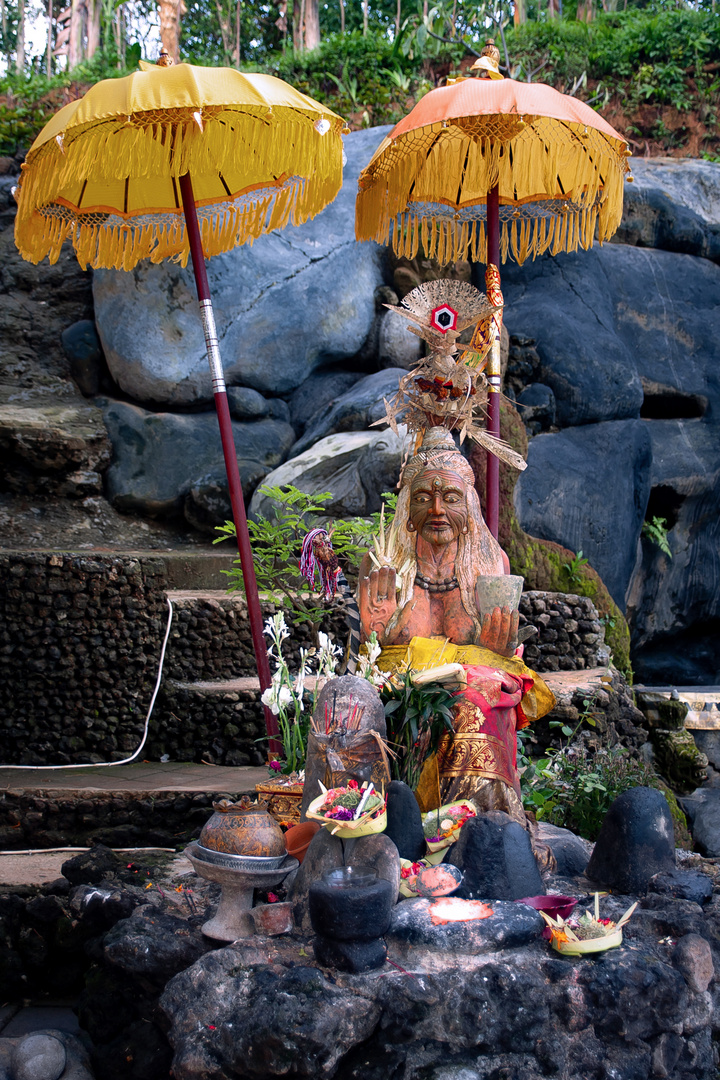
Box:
[179,173,280,750]
[485,182,501,540]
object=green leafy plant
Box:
[642,516,672,558]
[522,742,667,841]
[381,673,459,790]
[562,549,589,589]
[214,484,379,646]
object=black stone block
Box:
[308,877,393,941]
[446,812,545,900]
[384,781,425,862]
[313,933,387,973]
[586,786,676,894]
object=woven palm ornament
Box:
[356,77,631,265]
[374,279,525,471]
[15,62,345,271]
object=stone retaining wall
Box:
[0,553,605,766]
[520,590,606,672]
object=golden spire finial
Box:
[157,49,174,67]
[470,38,503,80]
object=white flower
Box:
[367,640,382,665]
[277,686,293,708]
[261,687,280,715]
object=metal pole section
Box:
[485,182,501,540]
[179,173,280,751]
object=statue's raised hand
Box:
[478,605,519,657]
[359,564,398,639]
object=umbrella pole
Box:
[179,173,280,753]
[485,183,501,540]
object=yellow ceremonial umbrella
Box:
[355,41,631,537]
[14,54,346,744]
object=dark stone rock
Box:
[61,844,120,885]
[24,894,66,924]
[626,419,720,686]
[313,933,387,973]
[287,828,345,932]
[183,462,270,532]
[671,933,715,993]
[12,1033,66,1080]
[515,419,652,608]
[40,877,71,897]
[61,319,107,397]
[516,382,556,434]
[537,823,592,877]
[300,675,387,818]
[387,897,543,954]
[497,249,644,426]
[586,787,676,893]
[68,884,139,931]
[616,158,720,262]
[250,427,405,523]
[161,950,381,1077]
[288,369,365,435]
[309,876,394,941]
[102,400,295,517]
[384,781,426,862]
[692,729,720,771]
[103,907,210,985]
[93,127,390,405]
[445,812,545,901]
[226,386,270,420]
[679,788,720,857]
[648,869,713,906]
[291,369,406,456]
[345,834,401,900]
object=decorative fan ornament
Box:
[373,278,526,472]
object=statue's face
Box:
[409,468,469,546]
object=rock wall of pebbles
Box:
[0,551,605,767]
[0,553,169,766]
[0,789,244,851]
[519,590,606,672]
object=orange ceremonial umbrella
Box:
[356,45,631,536]
[14,55,346,745]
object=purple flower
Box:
[269,760,283,773]
[326,807,354,821]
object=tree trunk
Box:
[394,0,399,37]
[68,0,81,66]
[46,0,52,74]
[513,0,526,24]
[362,0,368,35]
[304,0,319,49]
[234,0,240,63]
[292,0,304,50]
[339,0,344,34]
[15,0,24,72]
[159,0,181,62]
[215,0,232,61]
[86,0,100,56]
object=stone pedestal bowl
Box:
[185,842,299,942]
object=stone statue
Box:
[358,426,554,827]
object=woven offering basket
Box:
[306,792,387,839]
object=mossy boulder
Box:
[469,397,632,679]
[651,728,709,796]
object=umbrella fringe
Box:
[355,118,627,266]
[15,111,343,270]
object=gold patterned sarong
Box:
[378,637,555,824]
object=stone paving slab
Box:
[0,762,267,795]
